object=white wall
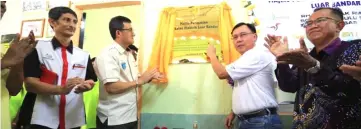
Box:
[0,0,22,35]
[0,0,140,36]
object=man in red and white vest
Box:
[23,7,97,129]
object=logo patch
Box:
[43,53,54,60]
[121,62,127,70]
[73,64,85,69]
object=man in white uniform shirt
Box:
[95,16,161,129]
[207,23,282,129]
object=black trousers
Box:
[29,124,80,129]
[96,116,138,129]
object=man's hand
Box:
[224,112,235,129]
[153,72,164,80]
[264,34,289,56]
[297,36,309,52]
[61,77,83,94]
[227,77,234,86]
[275,37,316,69]
[276,50,317,69]
[340,55,361,81]
[138,68,158,85]
[206,44,217,58]
[2,31,37,68]
[74,80,95,94]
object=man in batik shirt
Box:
[265,7,361,128]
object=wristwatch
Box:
[306,60,321,74]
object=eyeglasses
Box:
[303,17,339,28]
[231,32,254,40]
[120,28,133,32]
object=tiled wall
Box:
[141,113,293,129]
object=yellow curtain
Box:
[219,2,240,64]
[147,2,238,83]
[147,8,177,83]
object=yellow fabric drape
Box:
[219,2,240,64]
[147,8,177,83]
[147,2,238,83]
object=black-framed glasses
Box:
[120,28,133,32]
[231,32,255,40]
[303,17,339,28]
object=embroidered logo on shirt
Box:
[73,64,85,69]
[43,54,54,60]
[121,62,127,70]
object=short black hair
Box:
[91,57,96,62]
[231,22,256,34]
[109,16,131,40]
[1,1,6,10]
[48,6,77,21]
[314,7,343,21]
[1,1,7,19]
[128,44,138,52]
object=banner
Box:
[252,0,361,51]
[172,5,223,64]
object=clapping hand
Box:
[62,77,83,94]
[265,35,317,69]
[264,34,289,57]
[2,31,37,68]
[74,80,95,94]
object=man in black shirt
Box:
[265,7,361,128]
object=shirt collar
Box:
[323,37,341,55]
[113,41,137,54]
[309,37,347,59]
[113,41,127,54]
[51,37,73,54]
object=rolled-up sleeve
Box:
[95,49,121,84]
[225,50,272,80]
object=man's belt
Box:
[237,107,277,120]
